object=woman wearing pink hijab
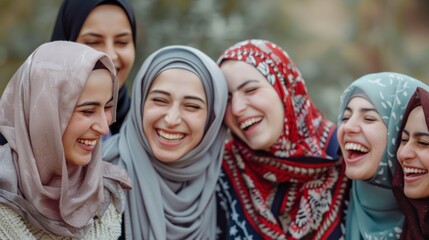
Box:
[0,41,131,239]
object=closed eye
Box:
[185,104,202,111]
[152,97,168,104]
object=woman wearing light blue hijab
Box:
[337,72,429,239]
[102,45,227,239]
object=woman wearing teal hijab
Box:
[337,72,429,239]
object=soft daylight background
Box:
[1,0,429,121]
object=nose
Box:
[230,94,247,116]
[342,117,360,134]
[104,41,119,63]
[397,141,416,163]
[92,111,110,136]
[164,105,181,127]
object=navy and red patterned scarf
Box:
[217,39,349,239]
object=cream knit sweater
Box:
[0,203,122,239]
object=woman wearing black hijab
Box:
[51,0,137,136]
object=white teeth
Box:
[78,139,97,146]
[344,143,369,153]
[240,117,263,130]
[404,167,428,174]
[158,130,184,140]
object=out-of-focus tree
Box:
[2,0,429,121]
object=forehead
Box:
[220,60,268,87]
[79,69,112,99]
[346,97,374,109]
[405,106,428,130]
[80,5,131,34]
[149,68,206,98]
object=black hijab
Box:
[51,0,136,135]
[51,0,136,45]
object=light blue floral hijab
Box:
[338,72,428,239]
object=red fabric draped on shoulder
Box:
[217,39,348,239]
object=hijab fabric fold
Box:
[102,45,228,239]
[0,41,131,238]
[217,39,348,239]
[338,72,428,239]
[392,87,429,240]
[51,0,136,135]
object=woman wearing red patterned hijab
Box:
[216,39,349,239]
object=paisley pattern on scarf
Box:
[216,39,349,239]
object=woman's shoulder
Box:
[0,203,40,239]
[0,203,122,240]
[86,203,123,239]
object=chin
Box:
[154,153,181,163]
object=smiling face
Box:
[220,60,284,150]
[142,68,208,163]
[397,106,429,199]
[62,69,114,166]
[337,97,387,180]
[76,4,135,88]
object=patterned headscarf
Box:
[217,39,348,239]
[102,45,228,239]
[0,41,131,238]
[392,87,429,240]
[220,39,335,158]
[338,72,428,239]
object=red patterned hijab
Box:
[220,39,335,158]
[218,39,348,239]
[392,87,429,239]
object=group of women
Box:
[0,0,428,239]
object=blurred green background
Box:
[1,0,429,121]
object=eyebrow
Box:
[344,106,378,114]
[228,79,259,97]
[149,90,206,104]
[237,80,259,91]
[402,129,429,138]
[80,32,132,38]
[76,96,113,107]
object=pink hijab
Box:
[0,41,131,238]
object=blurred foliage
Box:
[1,0,429,121]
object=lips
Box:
[343,142,369,161]
[77,138,97,152]
[403,167,428,177]
[77,138,97,147]
[239,117,263,130]
[157,129,185,141]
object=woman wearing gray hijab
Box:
[103,45,228,239]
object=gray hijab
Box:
[103,45,228,239]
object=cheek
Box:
[419,151,429,168]
[223,109,234,125]
[106,111,113,125]
[269,96,284,133]
[190,117,207,143]
[337,125,347,145]
[120,47,135,66]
